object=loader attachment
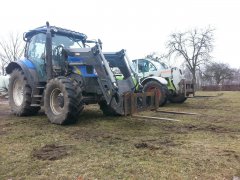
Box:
[123,91,159,115]
[178,79,195,96]
[64,45,159,116]
[103,50,159,115]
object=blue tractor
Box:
[6,22,158,125]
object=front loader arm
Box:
[90,45,118,104]
[66,45,158,116]
[66,44,123,114]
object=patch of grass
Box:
[0,91,240,179]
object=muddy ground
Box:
[0,91,240,179]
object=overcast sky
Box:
[1,0,239,68]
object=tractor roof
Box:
[24,25,87,42]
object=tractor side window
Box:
[27,33,46,61]
[27,33,46,81]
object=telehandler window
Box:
[149,62,157,71]
[138,59,156,73]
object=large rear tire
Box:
[143,81,167,106]
[44,77,83,125]
[168,94,187,103]
[8,69,40,116]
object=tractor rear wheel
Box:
[99,101,118,116]
[168,94,187,103]
[143,81,167,106]
[8,69,40,116]
[44,77,83,124]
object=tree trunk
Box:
[192,70,196,95]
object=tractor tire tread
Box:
[44,77,83,125]
[9,69,40,116]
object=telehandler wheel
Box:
[161,85,169,105]
[9,69,40,116]
[143,81,167,106]
[44,77,83,125]
[98,101,118,116]
[168,94,187,103]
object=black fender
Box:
[6,61,38,90]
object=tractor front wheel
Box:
[143,81,167,106]
[8,69,40,116]
[44,77,83,124]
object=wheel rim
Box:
[50,88,64,115]
[13,78,24,106]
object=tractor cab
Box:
[22,26,87,82]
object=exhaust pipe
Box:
[45,21,53,81]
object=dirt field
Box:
[0,91,240,179]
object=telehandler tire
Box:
[143,81,167,106]
[161,85,169,105]
[168,94,187,103]
[44,77,83,125]
[9,69,40,116]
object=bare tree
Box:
[203,62,234,85]
[166,28,214,89]
[0,33,24,75]
[232,68,240,84]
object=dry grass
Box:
[0,91,240,179]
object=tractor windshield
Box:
[52,34,84,48]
